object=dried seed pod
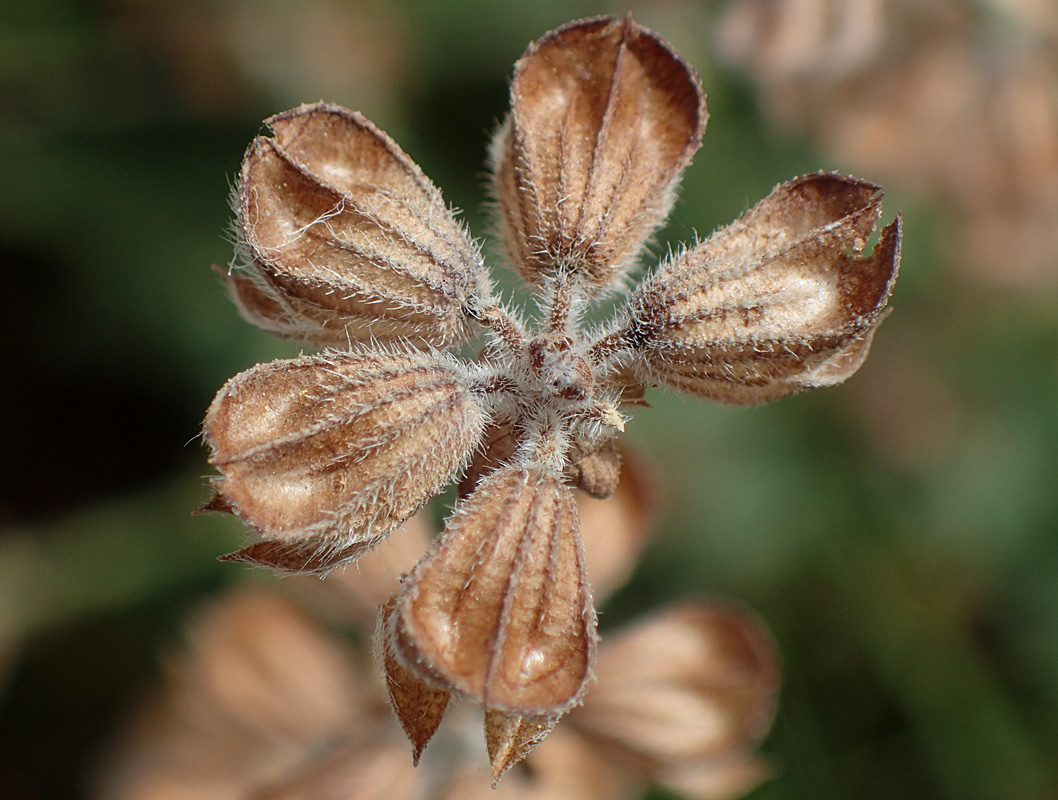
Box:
[376,597,450,765]
[716,0,886,85]
[97,590,369,800]
[202,348,488,573]
[176,592,365,744]
[389,467,596,720]
[571,603,779,796]
[229,102,492,347]
[627,172,900,405]
[491,15,706,293]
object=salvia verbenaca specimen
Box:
[201,14,900,781]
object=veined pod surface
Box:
[229,103,492,347]
[389,466,596,717]
[491,15,705,293]
[202,349,488,572]
[627,172,900,405]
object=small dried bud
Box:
[627,172,900,405]
[229,103,492,347]
[388,466,596,717]
[491,15,706,293]
[202,349,487,572]
[566,437,623,499]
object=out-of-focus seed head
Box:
[97,591,368,800]
[571,602,780,799]
[717,0,1058,288]
[387,466,596,722]
[201,349,488,573]
[228,103,493,347]
[626,172,900,405]
[490,15,706,295]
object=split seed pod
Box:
[491,15,706,293]
[627,172,901,404]
[228,103,492,347]
[385,466,596,772]
[202,349,488,572]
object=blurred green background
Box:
[2,1,1056,798]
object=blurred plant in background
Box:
[1,1,1056,800]
[715,0,1058,288]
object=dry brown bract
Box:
[200,14,899,778]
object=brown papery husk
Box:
[628,173,900,405]
[491,15,706,294]
[202,349,488,573]
[389,466,597,718]
[231,103,491,347]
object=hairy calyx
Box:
[201,13,899,782]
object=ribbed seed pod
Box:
[389,467,596,720]
[490,15,706,293]
[202,349,488,573]
[627,172,901,405]
[456,419,518,499]
[228,103,491,347]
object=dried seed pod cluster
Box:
[202,14,900,779]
